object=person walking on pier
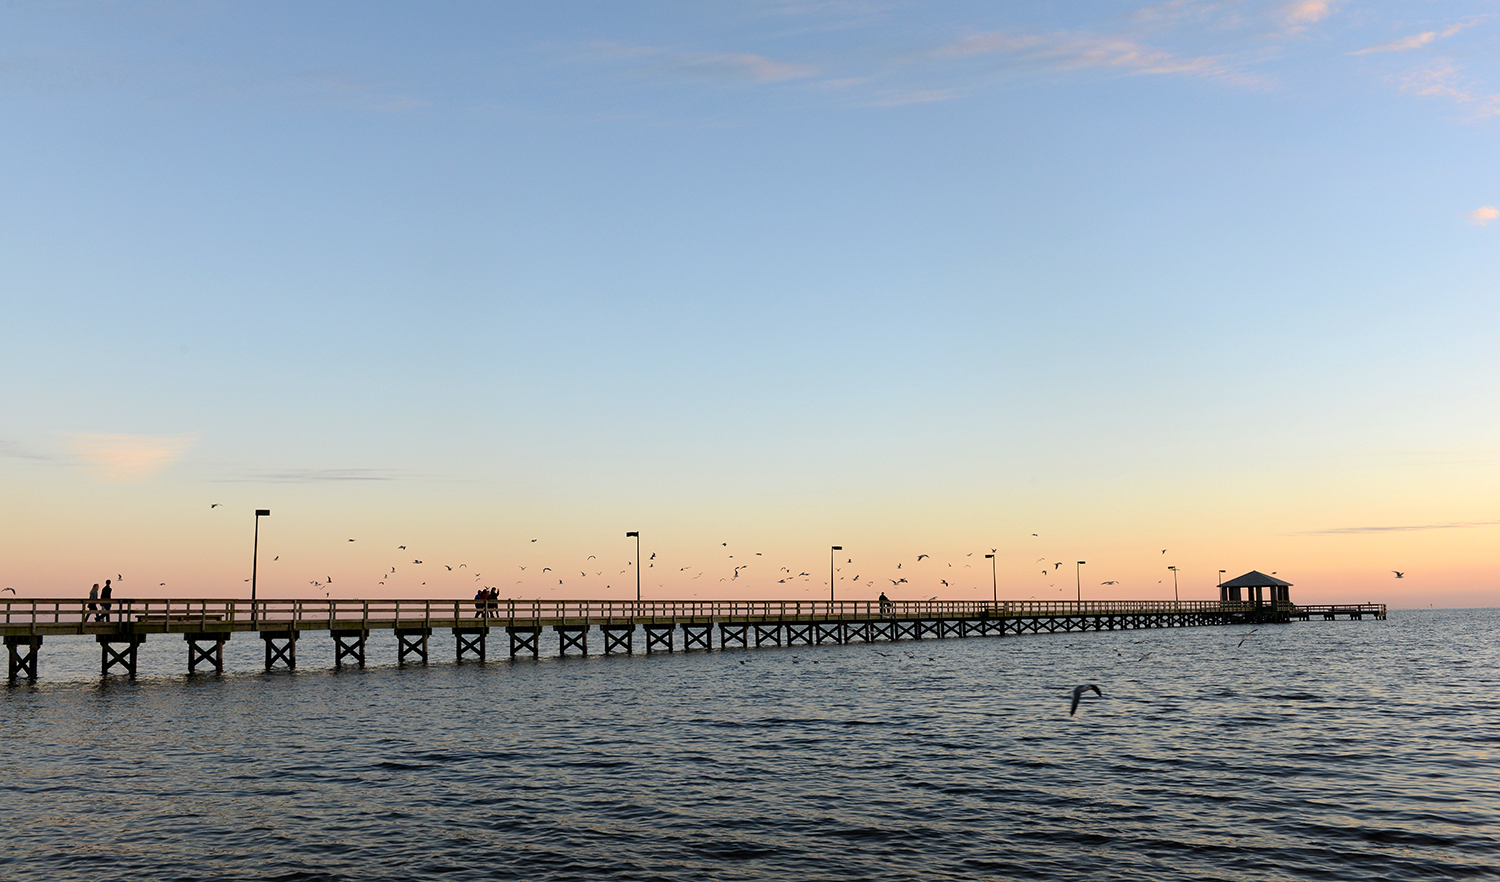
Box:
[87,583,99,620]
[98,579,113,622]
[474,587,487,619]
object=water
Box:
[3,609,1497,881]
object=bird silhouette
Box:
[413,560,422,564]
[2,587,15,594]
[1393,571,1404,578]
[210,503,221,509]
[399,546,406,550]
[445,565,452,571]
[1070,684,1102,716]
[917,554,929,561]
[1101,580,1119,585]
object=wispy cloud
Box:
[65,433,198,481]
[1279,0,1339,33]
[0,440,56,462]
[1397,61,1500,119]
[933,29,1271,88]
[860,88,957,106]
[589,43,817,85]
[658,51,817,83]
[1352,19,1484,55]
[217,468,404,483]
[1309,519,1500,535]
[1470,206,1500,226]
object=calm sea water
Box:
[2,608,1497,881]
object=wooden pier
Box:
[2,597,1386,681]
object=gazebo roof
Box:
[1218,570,1291,588]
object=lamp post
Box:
[1168,565,1179,603]
[1218,569,1226,598]
[251,509,270,623]
[625,531,640,603]
[1075,561,1086,603]
[830,546,842,604]
[985,553,997,607]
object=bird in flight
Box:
[1053,562,1061,570]
[941,580,949,587]
[2,587,14,594]
[348,539,355,542]
[1393,571,1404,579]
[1070,684,1102,716]
[399,546,406,550]
[445,565,452,571]
[1238,628,1259,647]
[1161,549,1167,554]
[1100,580,1119,585]
[210,503,221,509]
[413,560,422,564]
[531,539,537,542]
[917,554,929,561]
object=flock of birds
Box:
[0,507,1414,601]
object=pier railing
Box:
[0,596,1358,636]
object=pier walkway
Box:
[3,597,1386,681]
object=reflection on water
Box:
[2,609,1497,881]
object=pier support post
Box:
[453,626,487,663]
[396,628,431,666]
[5,635,42,682]
[644,624,674,653]
[718,622,748,649]
[869,620,894,643]
[508,626,540,659]
[813,622,844,645]
[261,630,298,671]
[185,632,229,674]
[753,624,782,647]
[556,625,589,657]
[98,633,146,678]
[894,620,918,641]
[332,629,368,670]
[681,623,712,651]
[601,624,634,655]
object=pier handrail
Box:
[2,595,1388,636]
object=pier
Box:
[3,596,1385,681]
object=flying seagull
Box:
[1070,684,1102,716]
[2,587,14,594]
[917,554,929,561]
[210,503,221,509]
[1393,571,1404,579]
[1238,629,1259,647]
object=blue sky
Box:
[2,1,1497,606]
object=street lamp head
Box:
[625,531,638,537]
[1077,561,1086,565]
[256,509,270,517]
[832,545,842,551]
[985,554,994,559]
[1168,566,1177,571]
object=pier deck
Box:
[3,597,1386,680]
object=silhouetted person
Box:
[879,592,891,616]
[87,583,99,620]
[99,579,113,622]
[474,587,487,619]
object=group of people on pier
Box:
[86,579,114,622]
[473,587,501,618]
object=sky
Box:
[2,1,1497,609]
